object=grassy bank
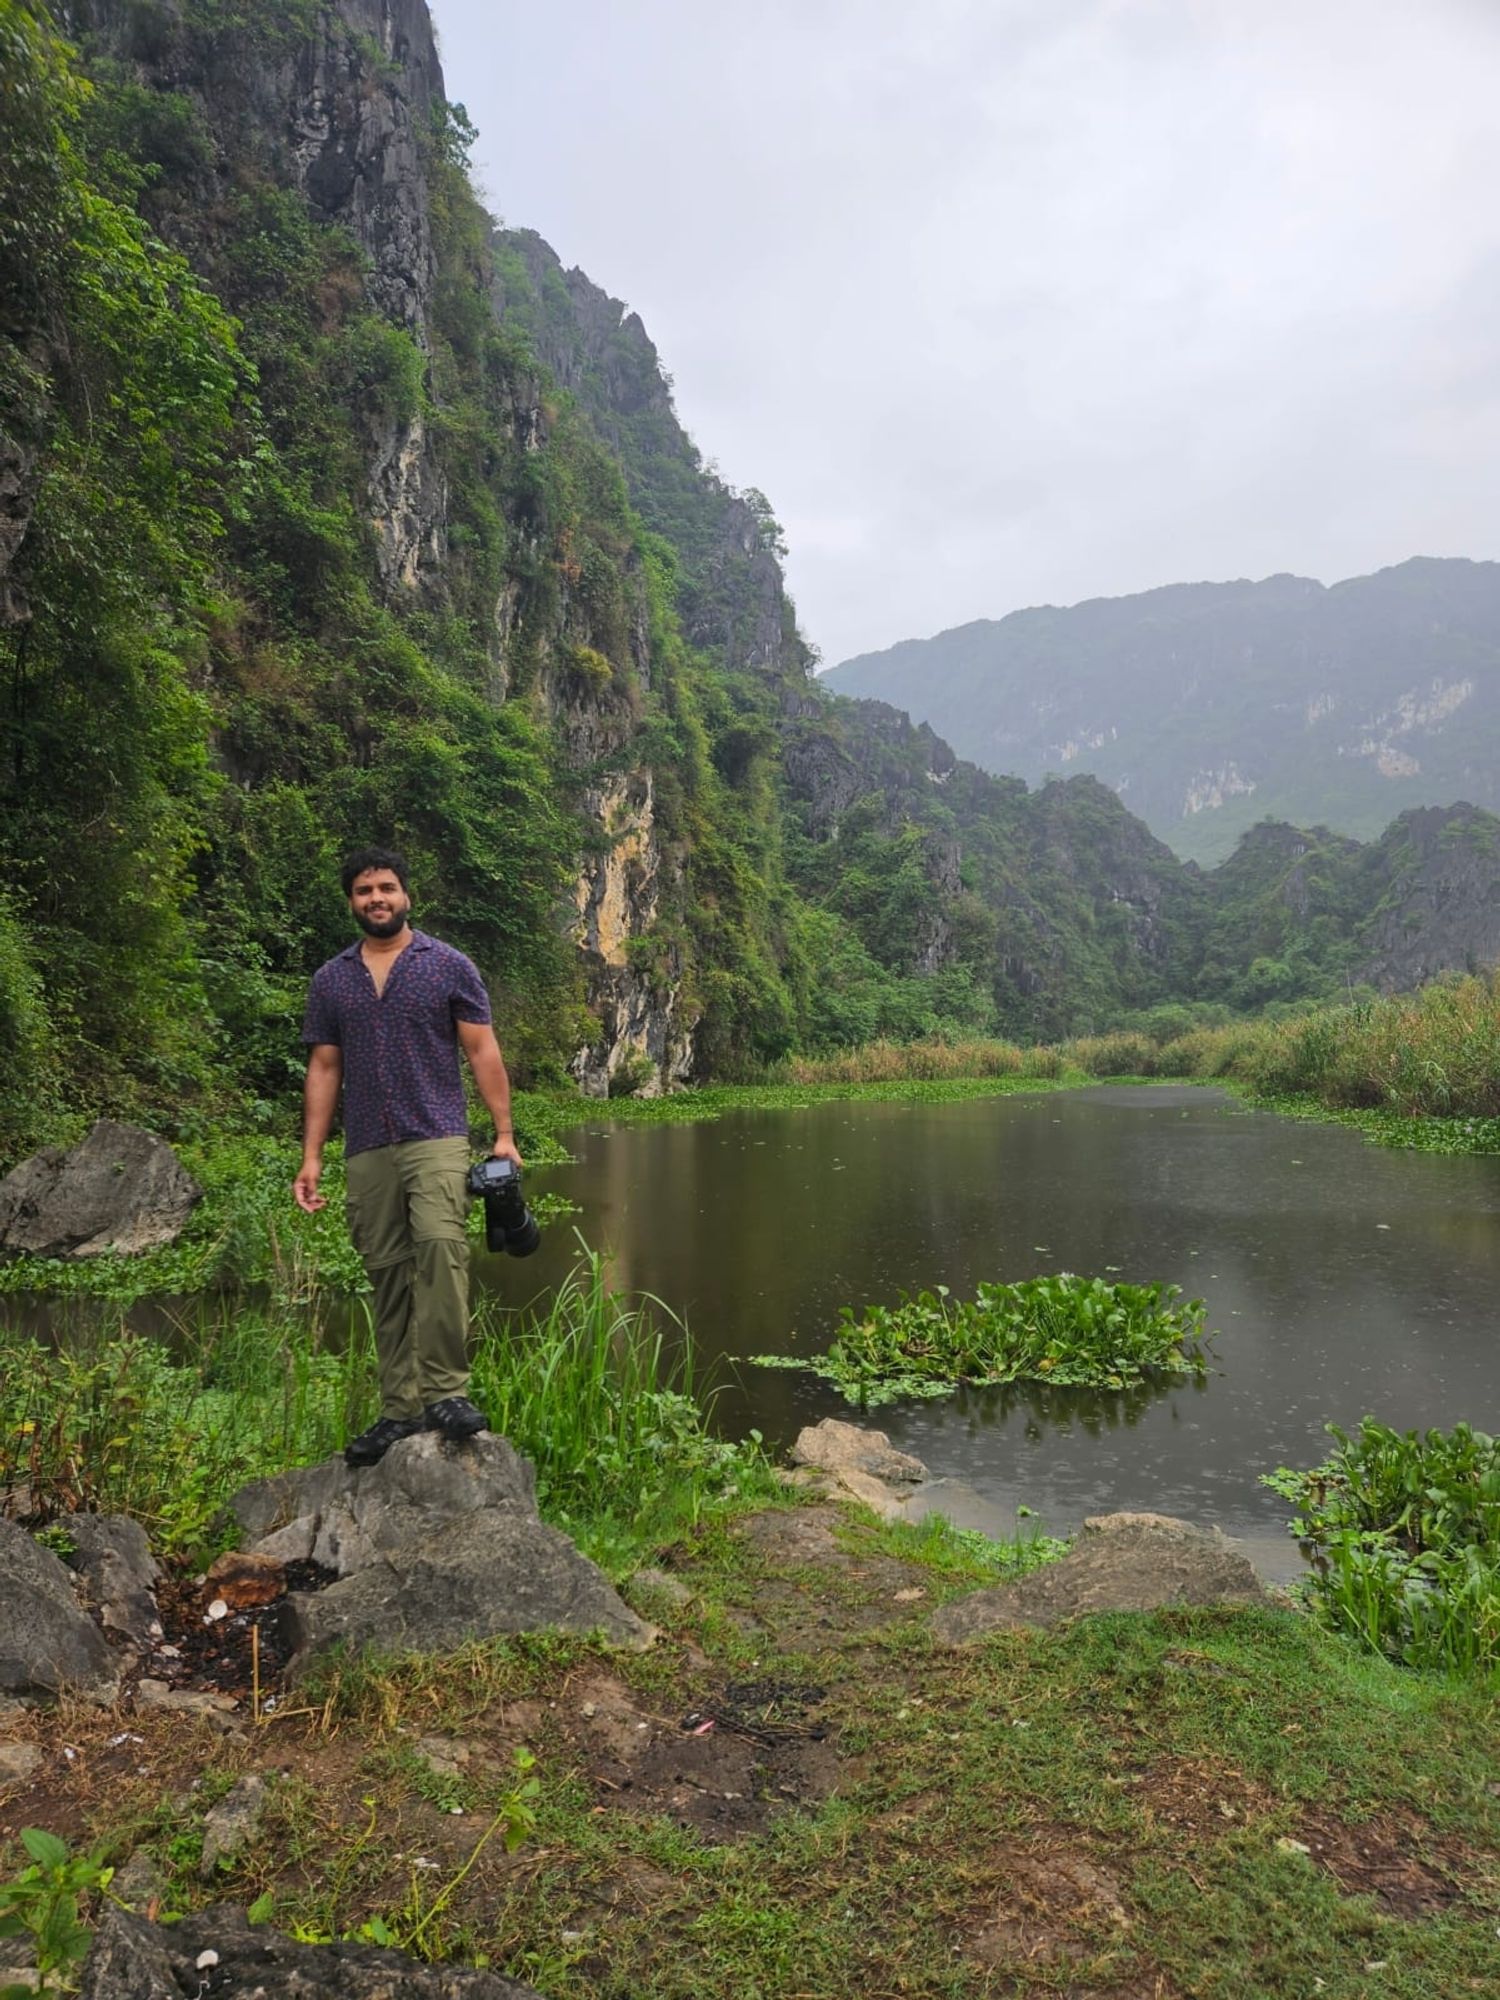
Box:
[0,1250,770,1571]
[4,1501,1499,1997]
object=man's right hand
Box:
[293,1160,326,1213]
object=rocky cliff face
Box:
[1354,806,1500,992]
[64,0,448,593]
[62,0,700,1089]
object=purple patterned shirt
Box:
[301,930,492,1158]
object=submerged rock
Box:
[932,1511,1268,1644]
[232,1431,652,1667]
[79,1905,545,1998]
[0,1119,201,1258]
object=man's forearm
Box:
[301,1053,343,1160]
[466,1039,514,1137]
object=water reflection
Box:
[497,1085,1500,1541]
[13,1086,1497,1551]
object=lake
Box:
[486,1085,1500,1562]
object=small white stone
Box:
[195,1949,220,1970]
[206,1599,229,1621]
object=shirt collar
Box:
[338,927,431,959]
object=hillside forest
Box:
[3,0,1499,1167]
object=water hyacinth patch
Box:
[752,1274,1209,1409]
[1265,1417,1500,1676]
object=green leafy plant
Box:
[1265,1417,1500,1675]
[0,1828,113,1996]
[753,1274,1209,1408]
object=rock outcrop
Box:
[79,1905,544,1999]
[233,1431,653,1664]
[931,1511,1267,1645]
[0,1120,201,1258]
[0,1519,118,1700]
[64,1514,162,1650]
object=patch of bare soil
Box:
[149,1559,335,1698]
[554,1666,843,1842]
[1130,1755,1276,1840]
[1294,1806,1464,1917]
[726,1508,940,1648]
[959,1837,1133,1971]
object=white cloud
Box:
[432,0,1500,661]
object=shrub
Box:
[1266,1418,1500,1676]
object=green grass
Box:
[0,1248,771,1565]
[20,1504,1498,1998]
[1266,1419,1500,1677]
[750,1274,1209,1409]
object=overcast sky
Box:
[428,0,1500,666]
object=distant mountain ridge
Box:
[824,559,1500,864]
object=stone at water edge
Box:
[0,1118,201,1258]
[78,1905,546,1999]
[931,1511,1268,1644]
[0,1518,118,1700]
[790,1418,927,1487]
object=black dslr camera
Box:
[466,1156,541,1257]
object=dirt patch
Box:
[727,1508,942,1648]
[555,1667,843,1842]
[960,1838,1133,1970]
[148,1558,335,1698]
[1295,1806,1463,1917]
[1131,1755,1276,1840]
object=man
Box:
[293,847,522,1466]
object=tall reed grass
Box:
[0,1250,764,1562]
[780,973,1500,1126]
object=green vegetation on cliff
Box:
[4,0,1499,1173]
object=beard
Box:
[354,903,409,939]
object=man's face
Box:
[349,868,411,940]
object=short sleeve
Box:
[301,967,343,1047]
[449,950,492,1026]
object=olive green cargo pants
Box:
[344,1137,471,1420]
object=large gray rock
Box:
[931,1511,1268,1645]
[280,1514,652,1660]
[0,1120,202,1258]
[237,1429,536,1572]
[65,1515,161,1648]
[79,1905,544,1999]
[233,1432,651,1665]
[0,1519,117,1698]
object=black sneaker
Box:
[422,1396,488,1440]
[344,1415,423,1467]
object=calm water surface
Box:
[487,1086,1500,1551]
